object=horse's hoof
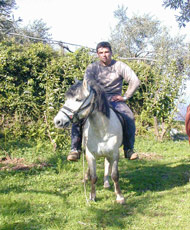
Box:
[116,197,125,205]
[104,181,110,189]
[82,176,89,183]
[89,198,96,202]
[82,179,88,183]
[89,195,96,202]
[84,177,89,182]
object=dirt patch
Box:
[0,156,49,171]
[138,152,163,161]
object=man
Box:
[67,41,140,161]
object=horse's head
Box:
[54,79,94,128]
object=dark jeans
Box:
[71,101,136,151]
[71,122,83,151]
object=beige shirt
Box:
[84,60,140,99]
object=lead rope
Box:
[82,151,90,206]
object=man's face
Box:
[97,47,112,66]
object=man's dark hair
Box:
[96,41,112,53]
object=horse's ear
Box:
[83,78,90,95]
[74,77,79,83]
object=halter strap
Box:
[60,89,95,123]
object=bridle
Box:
[60,89,95,123]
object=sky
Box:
[13,0,190,111]
[13,0,190,49]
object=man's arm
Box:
[120,61,141,99]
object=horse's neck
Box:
[88,111,110,135]
[83,108,123,149]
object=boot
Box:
[124,149,138,160]
[67,149,81,161]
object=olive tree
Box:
[0,0,16,40]
[110,6,187,139]
[15,19,52,43]
[162,0,190,27]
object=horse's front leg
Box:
[104,158,111,188]
[111,158,125,204]
[83,167,90,182]
[86,151,97,201]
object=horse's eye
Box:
[76,98,83,102]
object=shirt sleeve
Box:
[84,63,95,82]
[119,61,141,99]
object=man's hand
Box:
[110,95,127,102]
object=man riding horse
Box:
[68,41,141,161]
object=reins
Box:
[82,150,90,206]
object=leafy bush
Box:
[124,59,184,138]
[0,39,94,146]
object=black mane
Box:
[66,81,83,98]
[89,80,110,118]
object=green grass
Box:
[0,136,190,230]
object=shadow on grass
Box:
[77,159,190,229]
[84,192,162,229]
[0,181,71,201]
[171,133,189,141]
[0,139,33,153]
[119,159,190,195]
[92,156,190,195]
[86,204,130,229]
[0,222,41,230]
[0,199,64,230]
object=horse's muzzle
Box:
[54,118,70,129]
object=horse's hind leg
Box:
[111,159,125,204]
[104,158,111,188]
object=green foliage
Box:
[0,39,63,114]
[0,39,94,146]
[122,61,156,114]
[121,59,184,138]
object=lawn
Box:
[0,136,190,230]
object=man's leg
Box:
[67,123,82,161]
[110,101,138,160]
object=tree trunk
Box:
[154,116,159,140]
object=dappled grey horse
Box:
[54,79,125,204]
